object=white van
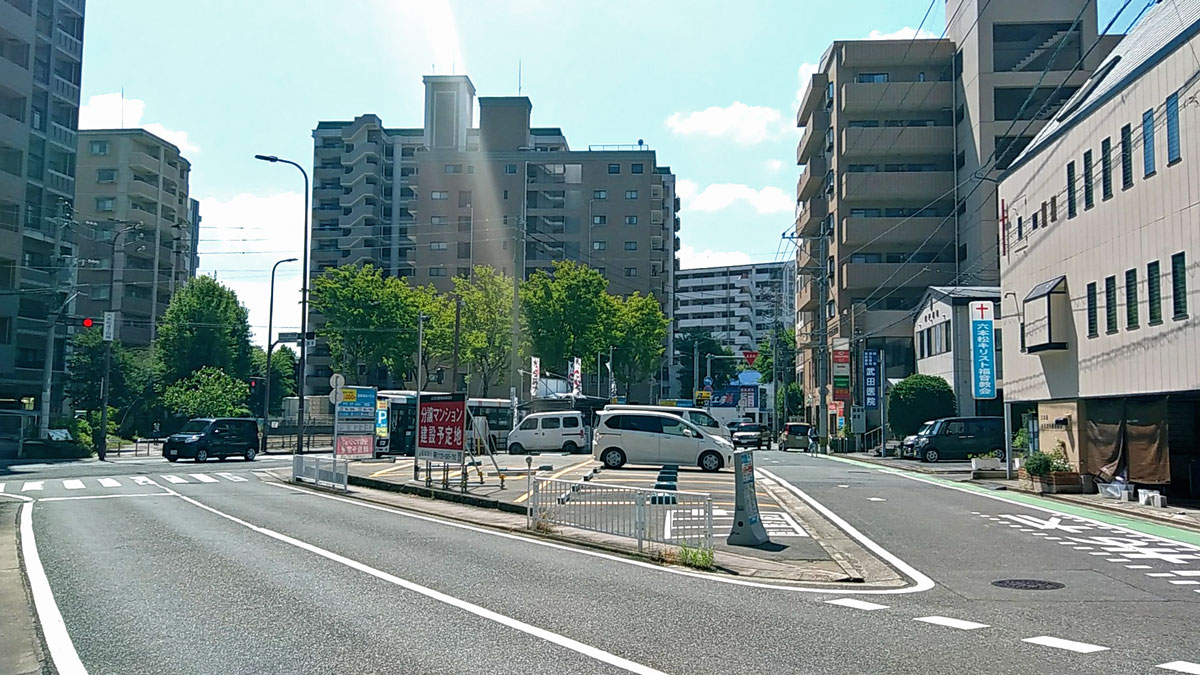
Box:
[593,410,734,472]
[507,411,588,454]
[603,404,730,440]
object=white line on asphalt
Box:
[756,468,936,594]
[19,504,87,674]
[164,490,667,675]
[1157,661,1200,674]
[131,476,157,486]
[1106,558,1128,563]
[1173,571,1200,576]
[1167,580,1200,585]
[825,598,888,611]
[37,494,174,503]
[1125,565,1152,569]
[62,480,85,490]
[189,474,219,483]
[866,497,886,502]
[1147,573,1176,577]
[1022,636,1109,654]
[913,616,989,630]
[22,481,43,492]
[216,473,247,482]
[97,478,121,488]
[1089,552,1110,556]
[160,475,187,484]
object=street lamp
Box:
[262,257,298,453]
[254,154,310,455]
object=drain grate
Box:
[991,579,1065,591]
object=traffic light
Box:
[248,377,265,417]
[81,317,94,328]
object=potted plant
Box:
[1019,443,1081,493]
[969,450,1002,471]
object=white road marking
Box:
[189,474,219,483]
[1106,558,1128,563]
[22,481,44,492]
[866,497,886,502]
[1173,570,1200,576]
[160,475,188,484]
[1167,580,1200,585]
[97,478,121,488]
[1125,565,1152,569]
[837,484,849,488]
[1157,661,1200,674]
[38,494,173,503]
[0,482,5,492]
[165,491,666,675]
[217,472,247,482]
[825,598,888,611]
[131,476,157,486]
[1072,546,1093,550]
[1000,514,1090,532]
[1022,636,1109,654]
[914,616,989,630]
[1147,573,1176,577]
[1089,552,1110,556]
[19,504,87,674]
[62,480,85,490]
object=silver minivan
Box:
[507,411,588,454]
[593,410,734,472]
[602,404,730,440]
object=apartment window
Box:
[592,241,607,251]
[445,164,462,174]
[457,267,470,277]
[1016,216,1023,240]
[592,215,607,225]
[95,197,114,212]
[0,316,10,345]
[625,215,638,225]
[856,73,889,83]
[458,215,471,232]
[608,163,620,174]
[1050,195,1058,222]
[430,216,448,226]
[1031,212,1039,231]
[595,267,606,276]
[1105,276,1118,334]
[429,267,447,277]
[593,189,607,200]
[0,259,12,290]
[430,242,448,251]
[91,286,110,301]
[455,242,469,259]
[96,168,116,183]
[1100,138,1113,200]
[1066,161,1077,218]
[89,140,109,156]
[504,164,517,174]
[1148,260,1162,325]
[1143,109,1156,176]
[1086,282,1098,338]
[1041,202,1048,229]
[1125,268,1139,329]
[431,191,448,200]
[1167,92,1181,164]
[1120,124,1134,189]
[466,165,475,174]
[1083,150,1095,209]
[503,190,509,200]
[1172,252,1188,319]
[631,163,644,174]
[458,191,471,207]
[625,190,638,200]
[623,267,637,277]
[624,241,637,251]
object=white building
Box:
[675,261,796,353]
[998,1,1200,498]
[914,286,1003,417]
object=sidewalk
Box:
[816,451,974,475]
[972,477,1200,532]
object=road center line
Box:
[37,493,173,503]
[19,503,87,674]
[164,489,666,675]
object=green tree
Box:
[162,367,250,419]
[776,382,805,420]
[66,327,134,411]
[741,327,796,384]
[156,276,253,385]
[310,264,417,382]
[410,283,455,385]
[452,266,513,396]
[520,260,616,373]
[251,344,297,416]
[675,329,737,396]
[887,374,957,437]
[611,293,667,395]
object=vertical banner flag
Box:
[862,349,881,410]
[607,359,617,399]
[971,302,997,399]
[832,339,851,403]
[571,357,582,397]
[530,356,540,399]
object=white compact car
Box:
[507,411,588,454]
[603,404,731,440]
[592,410,734,472]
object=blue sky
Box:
[77,0,1130,342]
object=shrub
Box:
[887,374,957,437]
[1024,450,1072,476]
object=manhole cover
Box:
[991,579,1065,591]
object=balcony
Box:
[54,27,82,60]
[0,59,28,98]
[51,75,79,103]
[796,72,830,124]
[60,0,84,16]
[796,109,830,164]
[840,81,952,114]
[47,121,76,150]
[797,279,819,311]
[858,309,916,337]
[129,150,160,173]
[129,176,159,200]
[841,170,954,202]
[795,197,827,236]
[839,216,953,248]
[44,168,73,196]
[841,125,952,158]
[839,262,955,291]
[796,155,826,201]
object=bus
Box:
[376,390,512,456]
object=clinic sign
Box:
[971,302,997,399]
[862,349,881,410]
[416,393,467,463]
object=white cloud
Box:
[865,26,939,40]
[793,62,820,114]
[678,244,754,270]
[79,92,198,153]
[765,159,785,172]
[675,178,700,203]
[684,183,793,215]
[665,102,785,145]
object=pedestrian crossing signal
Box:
[81,317,94,327]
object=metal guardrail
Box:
[292,455,349,492]
[528,477,712,552]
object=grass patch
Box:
[677,542,716,570]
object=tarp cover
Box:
[1084,397,1169,484]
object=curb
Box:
[347,474,528,516]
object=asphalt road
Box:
[7,451,1200,673]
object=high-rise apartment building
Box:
[74,129,195,347]
[794,0,1116,431]
[310,75,680,399]
[676,261,796,354]
[0,0,85,412]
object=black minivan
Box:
[914,416,1005,462]
[163,418,260,463]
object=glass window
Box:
[688,412,720,429]
[1167,92,1181,164]
[1172,251,1188,319]
[1086,282,1098,337]
[857,73,889,83]
[631,163,644,174]
[661,418,689,436]
[592,215,607,225]
[624,241,637,251]
[608,163,620,174]
[96,168,116,183]
[90,140,109,155]
[943,421,964,435]
[430,242,447,251]
[519,418,538,431]
[458,191,471,207]
[431,191,448,200]
[1083,150,1094,208]
[1143,108,1156,176]
[1120,124,1134,189]
[1066,162,1077,218]
[592,241,607,251]
[563,416,579,428]
[1148,260,1162,324]
[625,190,638,200]
[624,415,662,433]
[624,215,637,225]
[1105,275,1118,333]
[624,267,637,277]
[444,164,462,174]
[593,189,607,200]
[504,164,517,174]
[1125,268,1139,329]
[95,197,114,212]
[1101,138,1113,200]
[541,417,560,430]
[429,268,447,277]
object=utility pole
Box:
[692,340,699,399]
[815,231,830,452]
[452,298,462,392]
[39,201,70,440]
[510,161,528,402]
[414,312,426,481]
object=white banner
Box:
[607,359,617,399]
[530,356,540,399]
[571,357,582,397]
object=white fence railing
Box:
[529,477,713,552]
[292,455,349,491]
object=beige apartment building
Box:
[999,2,1200,498]
[310,75,680,399]
[794,0,1116,432]
[74,129,195,347]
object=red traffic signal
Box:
[82,318,94,328]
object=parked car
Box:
[507,411,588,454]
[731,422,768,449]
[914,416,1005,462]
[901,421,937,459]
[779,422,813,451]
[593,410,734,472]
[163,418,259,463]
[604,404,730,440]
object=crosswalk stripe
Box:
[97,478,121,488]
[62,480,85,490]
[216,473,247,482]
[914,616,989,630]
[190,474,219,483]
[131,476,157,486]
[824,598,888,611]
[22,481,44,492]
[0,482,7,493]
[1022,636,1109,653]
[160,475,188,484]
[1157,661,1200,674]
